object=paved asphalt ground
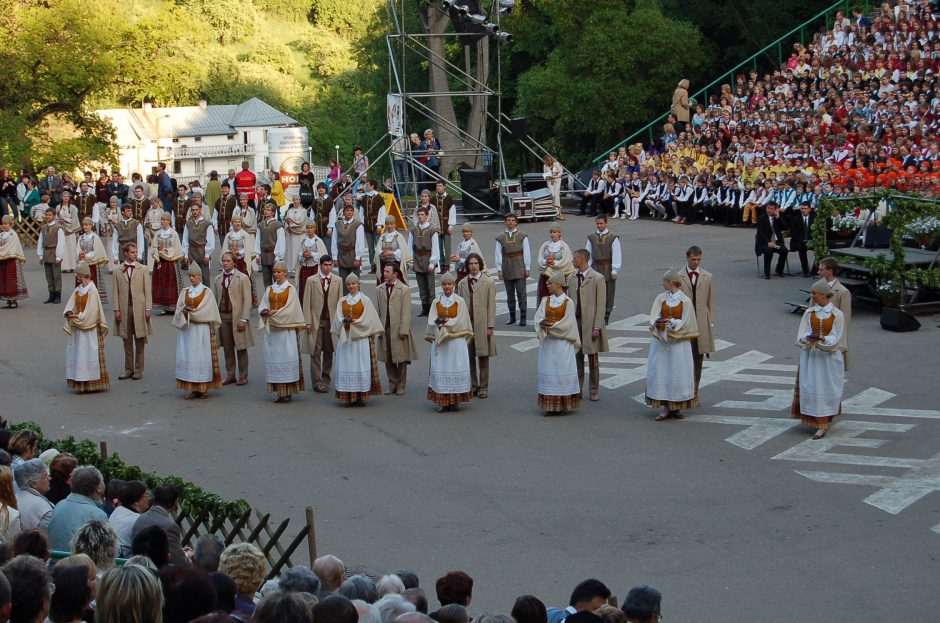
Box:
[2,210,938,621]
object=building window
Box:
[172,138,179,143]
[263,129,269,143]
[173,161,181,174]
[194,136,202,142]
[227,134,235,140]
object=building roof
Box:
[96,97,298,141]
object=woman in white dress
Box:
[57,191,80,272]
[646,269,699,421]
[332,273,384,406]
[295,221,328,301]
[425,273,474,412]
[283,195,309,278]
[258,260,307,403]
[172,263,222,400]
[0,215,28,308]
[149,213,185,313]
[100,196,121,272]
[791,280,846,439]
[543,154,565,220]
[374,216,411,285]
[450,223,483,281]
[76,217,110,304]
[222,215,257,306]
[63,263,109,393]
[536,225,574,307]
[535,272,581,416]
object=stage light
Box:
[497,31,513,44]
[454,3,469,16]
[498,0,515,6]
[484,22,500,34]
[468,13,487,24]
[442,0,454,8]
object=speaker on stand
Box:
[880,307,921,332]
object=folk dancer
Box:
[215,184,237,238]
[536,224,575,308]
[56,191,80,273]
[172,264,222,400]
[425,273,474,412]
[183,202,215,280]
[586,214,621,325]
[457,253,496,398]
[221,216,257,306]
[148,213,185,314]
[817,257,851,369]
[330,201,366,292]
[38,207,65,304]
[535,272,581,416]
[258,261,306,403]
[414,190,440,231]
[647,270,699,421]
[111,203,144,273]
[302,255,340,393]
[76,182,99,227]
[434,180,456,273]
[172,184,190,239]
[451,224,482,281]
[409,207,439,317]
[374,216,411,285]
[0,215,28,308]
[113,242,153,380]
[495,213,530,326]
[142,199,165,253]
[283,195,308,278]
[678,245,715,395]
[791,280,847,439]
[375,263,418,395]
[63,263,109,393]
[233,193,258,236]
[128,185,151,222]
[295,222,328,302]
[358,179,384,273]
[311,183,334,247]
[568,249,609,402]
[75,218,109,304]
[100,196,121,268]
[213,252,254,386]
[332,273,384,406]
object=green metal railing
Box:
[592,0,870,165]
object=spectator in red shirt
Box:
[234,161,257,206]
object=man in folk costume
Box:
[332,273,384,406]
[234,193,258,235]
[358,179,385,273]
[172,264,222,400]
[148,213,185,314]
[536,224,575,308]
[172,184,189,239]
[283,195,309,279]
[375,216,411,285]
[495,213,530,326]
[425,272,474,412]
[63,263,109,393]
[127,184,151,222]
[791,280,847,439]
[215,184,237,238]
[56,191,80,273]
[414,190,441,231]
[302,255,340,393]
[213,252,254,387]
[433,180,456,273]
[113,242,153,381]
[646,269,699,421]
[254,203,285,290]
[375,263,418,396]
[0,215,28,308]
[585,214,621,325]
[817,257,851,369]
[535,272,582,416]
[678,245,715,395]
[111,203,144,271]
[567,249,609,402]
[38,207,65,304]
[258,260,306,403]
[295,222,328,302]
[312,182,334,242]
[75,218,110,304]
[457,253,496,398]
[330,201,366,292]
[183,201,216,281]
[409,206,440,317]
[77,182,99,227]
[451,224,482,281]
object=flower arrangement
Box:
[831,214,862,232]
[875,280,901,299]
[904,216,940,247]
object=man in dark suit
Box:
[788,201,814,277]
[39,166,63,207]
[131,483,191,567]
[755,201,788,279]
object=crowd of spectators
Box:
[583,0,940,228]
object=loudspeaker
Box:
[880,307,921,332]
[509,117,528,140]
[459,168,490,194]
[863,225,892,249]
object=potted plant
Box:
[904,216,940,249]
[831,214,861,238]
[875,281,901,307]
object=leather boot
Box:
[44,292,54,304]
[518,312,527,327]
[505,313,516,325]
[53,292,61,304]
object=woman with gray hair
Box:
[375,593,415,623]
[46,466,108,551]
[70,519,118,573]
[376,574,405,598]
[13,459,54,532]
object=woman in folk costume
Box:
[258,260,307,403]
[535,271,582,416]
[450,223,483,281]
[646,269,700,421]
[172,263,222,400]
[536,225,575,307]
[75,217,110,304]
[295,221,328,301]
[0,215,28,308]
[221,215,257,306]
[56,191,80,272]
[331,273,384,406]
[791,280,847,439]
[425,273,474,412]
[100,196,121,271]
[374,215,411,284]
[283,195,309,278]
[148,212,185,314]
[63,263,109,393]
[142,200,165,251]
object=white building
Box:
[96,98,312,185]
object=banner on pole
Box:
[387,94,404,137]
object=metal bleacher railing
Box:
[591,0,871,166]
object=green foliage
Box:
[292,27,356,78]
[309,0,383,37]
[237,36,296,75]
[175,0,256,43]
[9,421,249,518]
[252,0,311,22]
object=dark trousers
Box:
[691,338,704,393]
[219,313,249,381]
[760,247,788,277]
[504,277,526,316]
[439,235,451,269]
[364,230,377,269]
[415,270,434,310]
[793,243,810,275]
[579,194,603,215]
[261,263,274,288]
[605,278,616,316]
[675,199,694,220]
[44,262,62,294]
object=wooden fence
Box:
[14,218,41,247]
